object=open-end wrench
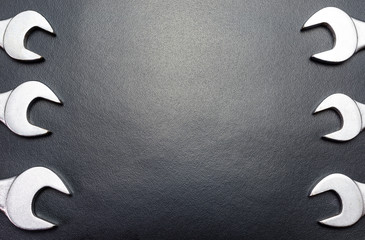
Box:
[0,10,54,61]
[0,81,61,137]
[302,7,365,63]
[310,173,365,227]
[314,93,365,142]
[0,167,70,230]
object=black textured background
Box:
[0,0,363,239]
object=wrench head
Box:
[4,81,61,137]
[4,167,70,231]
[302,7,358,63]
[3,10,54,61]
[314,93,362,141]
[311,174,364,227]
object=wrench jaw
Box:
[0,90,12,125]
[2,167,70,231]
[302,7,358,63]
[314,93,362,142]
[1,11,54,61]
[0,18,11,48]
[3,81,61,137]
[310,174,364,227]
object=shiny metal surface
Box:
[310,174,365,227]
[0,81,61,137]
[314,93,365,141]
[0,10,53,61]
[0,1,364,239]
[0,167,70,230]
[302,7,365,63]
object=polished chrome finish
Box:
[314,93,365,141]
[0,167,70,230]
[302,7,365,63]
[311,174,365,227]
[0,10,54,61]
[0,81,61,137]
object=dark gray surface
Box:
[0,0,364,239]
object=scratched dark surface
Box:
[0,0,364,239]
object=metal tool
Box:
[0,167,70,230]
[302,7,365,63]
[310,173,365,227]
[0,10,54,61]
[314,93,365,142]
[0,81,61,137]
